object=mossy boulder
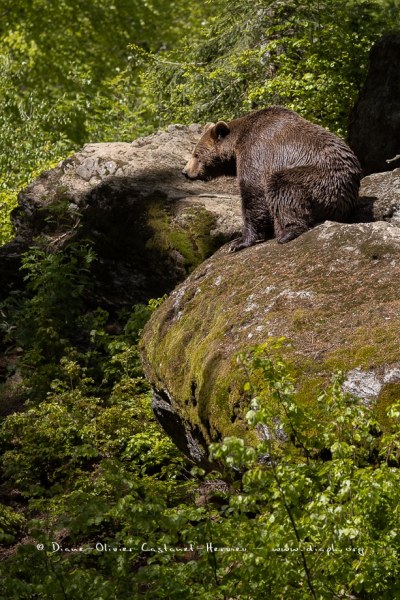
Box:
[140,221,400,466]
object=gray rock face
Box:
[349,34,400,175]
[343,368,383,403]
[0,126,241,307]
[357,168,400,223]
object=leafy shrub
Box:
[207,341,400,599]
[0,243,203,598]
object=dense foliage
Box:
[138,0,400,134]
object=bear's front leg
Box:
[229,232,263,252]
[229,181,273,252]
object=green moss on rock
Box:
[376,383,400,430]
[140,221,400,460]
[146,202,222,271]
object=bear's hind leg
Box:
[274,211,310,244]
[268,169,313,244]
[230,181,273,252]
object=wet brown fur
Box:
[182,107,361,250]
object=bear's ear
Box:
[203,122,215,132]
[211,121,230,140]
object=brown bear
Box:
[182,107,361,251]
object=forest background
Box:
[1,1,400,598]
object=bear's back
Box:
[234,107,359,174]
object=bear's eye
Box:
[194,153,200,160]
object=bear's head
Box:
[182,121,236,180]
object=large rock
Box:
[358,168,400,223]
[349,34,400,175]
[0,126,241,307]
[140,220,400,466]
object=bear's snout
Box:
[182,157,202,179]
